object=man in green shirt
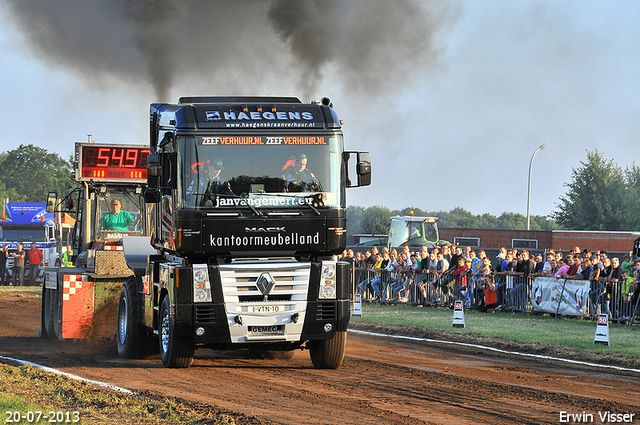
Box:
[100,199,138,231]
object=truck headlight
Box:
[193,264,212,303]
[319,261,336,300]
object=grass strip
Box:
[0,286,41,295]
[351,303,640,367]
[0,364,265,425]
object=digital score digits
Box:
[77,144,151,182]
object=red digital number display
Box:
[79,145,151,182]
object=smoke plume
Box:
[3,0,458,101]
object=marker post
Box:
[593,314,610,346]
[452,300,465,328]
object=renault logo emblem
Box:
[256,272,276,300]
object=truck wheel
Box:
[309,331,347,369]
[41,286,50,338]
[159,296,194,368]
[117,284,148,358]
[42,287,56,339]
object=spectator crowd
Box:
[340,244,640,322]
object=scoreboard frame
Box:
[75,143,150,183]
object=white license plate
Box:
[251,305,284,313]
[248,325,283,335]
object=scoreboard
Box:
[75,143,150,183]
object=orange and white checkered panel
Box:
[62,274,89,301]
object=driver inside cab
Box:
[100,199,139,231]
[283,154,322,192]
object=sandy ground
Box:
[1,292,639,425]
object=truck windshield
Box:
[0,225,45,242]
[177,134,343,209]
[388,220,439,248]
[94,186,148,240]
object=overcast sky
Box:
[1,0,638,218]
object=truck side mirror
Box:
[164,152,178,190]
[147,154,161,189]
[356,152,372,187]
[147,152,177,190]
[46,192,58,213]
[144,189,162,204]
[343,151,372,188]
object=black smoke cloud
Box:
[3,0,457,101]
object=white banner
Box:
[530,277,590,317]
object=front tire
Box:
[309,331,347,369]
[159,296,194,368]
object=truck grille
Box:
[238,294,291,302]
[219,262,311,305]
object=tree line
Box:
[348,149,640,234]
[0,145,73,204]
[346,205,558,236]
[551,150,640,231]
[1,145,637,232]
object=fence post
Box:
[555,278,569,317]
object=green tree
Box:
[360,205,392,235]
[476,212,500,229]
[346,205,559,233]
[346,205,366,236]
[496,212,527,229]
[0,180,22,203]
[395,207,428,217]
[551,150,638,230]
[621,163,640,229]
[0,145,73,202]
[529,215,560,231]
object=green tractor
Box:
[387,216,449,251]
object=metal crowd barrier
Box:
[349,263,640,324]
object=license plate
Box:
[251,305,284,313]
[248,325,283,335]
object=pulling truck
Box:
[41,142,152,341]
[115,96,371,369]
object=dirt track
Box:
[1,292,639,425]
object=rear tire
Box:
[309,331,347,369]
[41,286,50,338]
[117,283,154,358]
[42,287,56,338]
[159,296,194,368]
